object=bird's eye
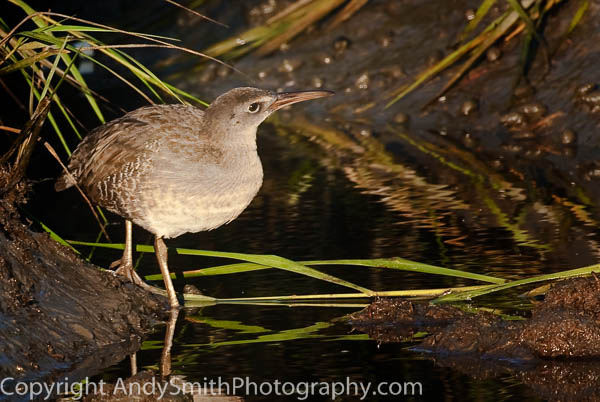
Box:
[248,102,261,113]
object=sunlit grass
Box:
[203,0,368,60]
[2,0,219,241]
[2,0,212,155]
[60,240,600,304]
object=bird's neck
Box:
[205,117,259,150]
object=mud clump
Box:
[0,168,168,393]
[350,276,600,399]
[522,276,600,358]
[351,276,600,359]
[349,298,468,343]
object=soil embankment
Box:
[0,169,167,397]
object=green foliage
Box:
[63,240,600,305]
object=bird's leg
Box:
[160,308,179,380]
[154,236,180,308]
[130,353,138,376]
[111,220,147,288]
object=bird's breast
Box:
[134,149,263,238]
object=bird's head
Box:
[206,87,333,141]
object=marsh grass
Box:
[203,0,368,59]
[1,0,220,239]
[64,240,600,305]
[2,0,215,154]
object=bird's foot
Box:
[111,259,152,290]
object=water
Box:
[33,124,577,401]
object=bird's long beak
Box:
[269,90,334,111]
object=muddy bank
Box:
[0,170,168,398]
[349,275,600,399]
[350,276,600,359]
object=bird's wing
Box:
[54,104,206,210]
[55,105,204,189]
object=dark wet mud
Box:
[0,170,168,397]
[350,275,600,400]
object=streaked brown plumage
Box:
[56,87,333,308]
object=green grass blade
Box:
[150,258,503,284]
[434,264,600,302]
[65,241,375,294]
[38,36,68,100]
[303,258,505,284]
[17,31,105,123]
[67,241,504,284]
[194,322,333,348]
[0,49,63,75]
[567,0,589,34]
[458,0,497,42]
[173,249,376,295]
[185,316,268,334]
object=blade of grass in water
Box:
[185,316,268,334]
[434,264,600,302]
[195,285,496,303]
[67,241,375,295]
[305,258,505,284]
[167,249,376,295]
[171,259,504,284]
[67,241,505,285]
[195,322,333,348]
